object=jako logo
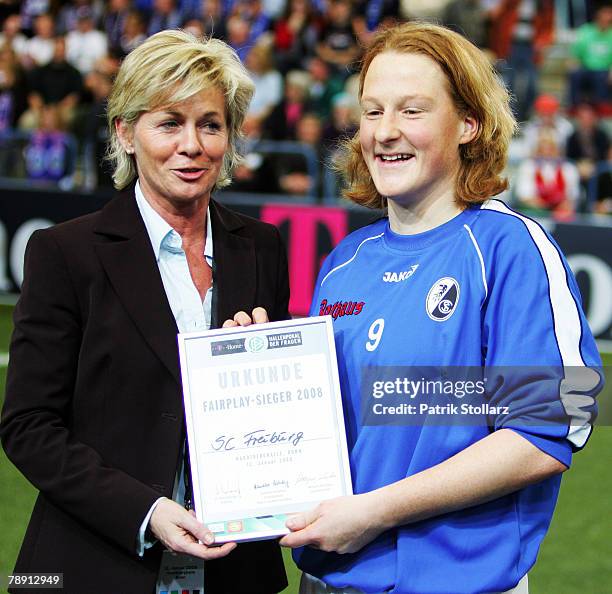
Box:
[383,265,419,283]
[426,277,460,321]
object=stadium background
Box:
[1,0,611,591]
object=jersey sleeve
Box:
[481,214,602,468]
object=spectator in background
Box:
[306,55,344,120]
[226,13,252,61]
[246,39,282,121]
[516,128,580,216]
[322,91,358,155]
[568,5,612,112]
[522,93,574,156]
[104,0,131,54]
[24,103,75,185]
[22,13,55,69]
[19,0,50,35]
[66,8,108,76]
[273,0,320,73]
[442,0,490,50]
[0,14,28,58]
[231,114,280,193]
[177,0,202,20]
[191,0,228,39]
[182,17,206,37]
[489,0,555,122]
[566,101,610,197]
[230,0,271,47]
[19,36,82,131]
[277,111,323,196]
[82,66,114,187]
[342,71,360,109]
[91,52,121,80]
[352,0,399,46]
[0,44,27,132]
[147,0,182,35]
[317,0,361,77]
[320,91,359,197]
[57,0,104,35]
[264,68,311,139]
[0,3,19,35]
[118,10,148,57]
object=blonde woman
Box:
[1,30,289,594]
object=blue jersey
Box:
[294,200,601,594]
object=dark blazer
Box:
[0,190,290,594]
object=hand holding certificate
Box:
[178,316,353,543]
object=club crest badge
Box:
[426,277,460,321]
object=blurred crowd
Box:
[0,0,609,214]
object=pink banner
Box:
[261,204,349,316]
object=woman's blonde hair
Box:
[339,22,517,209]
[107,29,255,190]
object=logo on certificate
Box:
[245,335,268,353]
[227,520,244,533]
[267,331,303,349]
[211,338,246,356]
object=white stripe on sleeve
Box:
[463,224,488,304]
[482,200,598,448]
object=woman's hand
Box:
[149,498,237,560]
[222,307,269,327]
[279,492,387,554]
[280,429,566,557]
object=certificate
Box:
[178,316,353,543]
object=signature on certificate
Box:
[212,429,305,451]
[254,479,290,490]
[295,471,337,485]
